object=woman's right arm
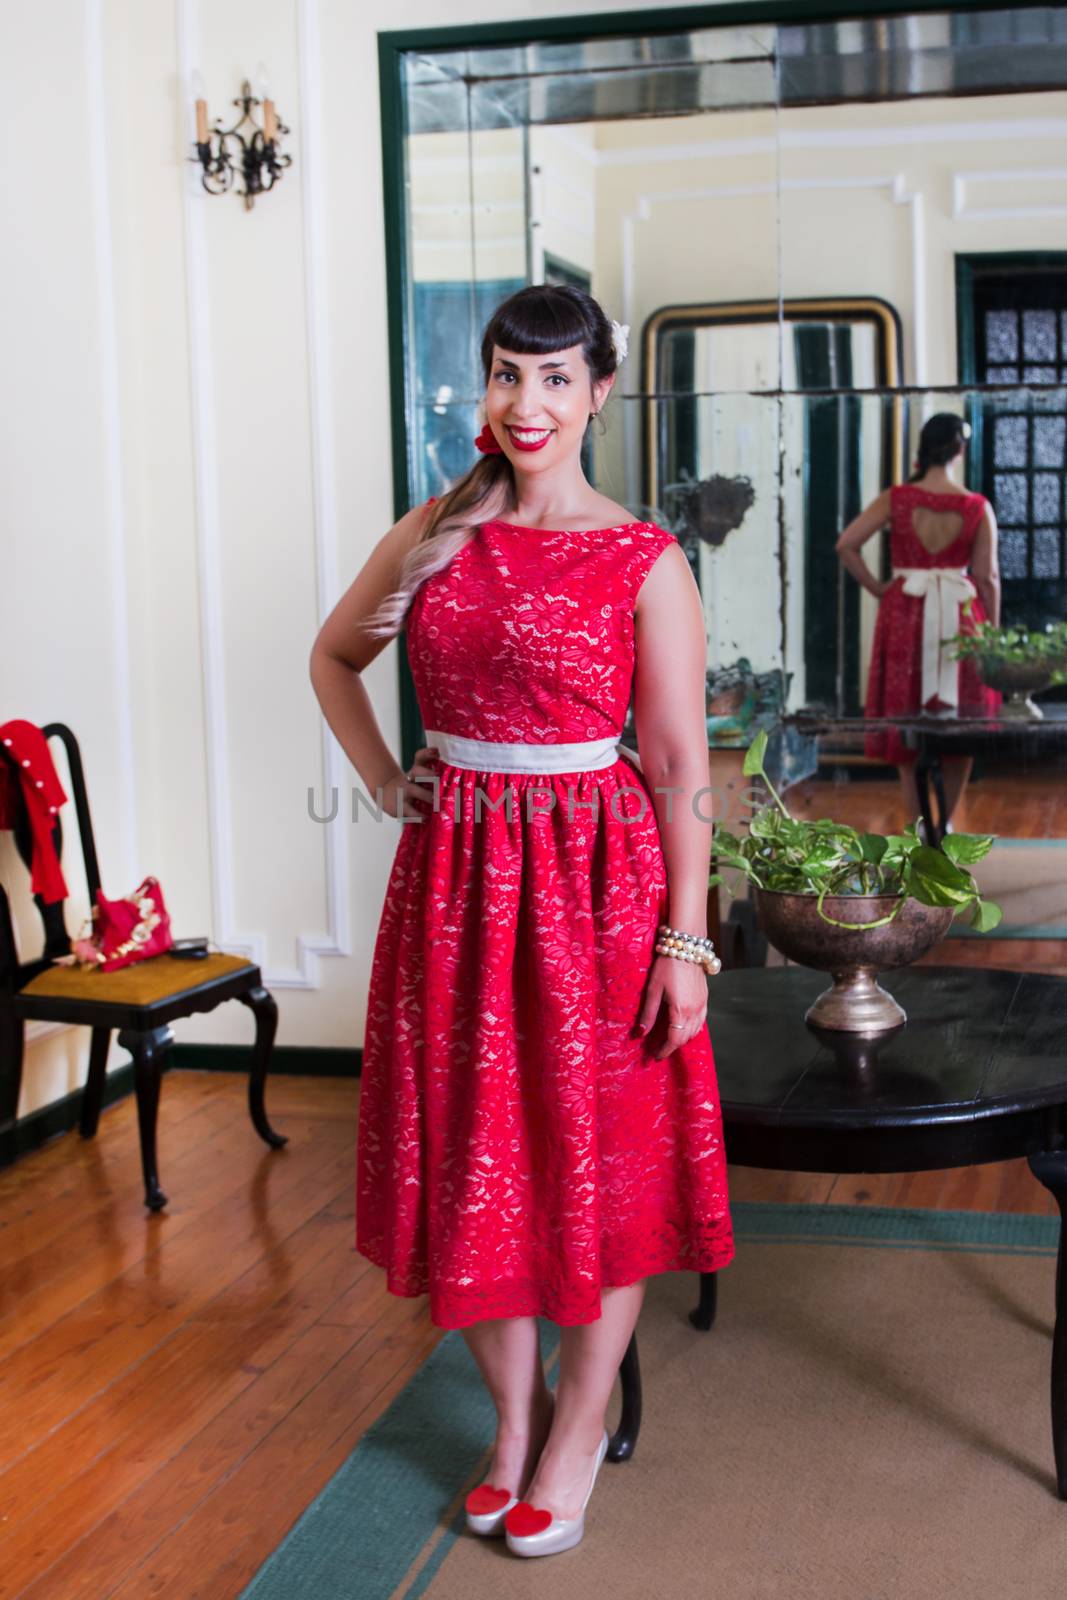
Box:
[834,487,893,598]
[308,502,432,807]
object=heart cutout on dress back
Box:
[911,505,965,556]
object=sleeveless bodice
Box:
[405,518,677,745]
[890,483,989,570]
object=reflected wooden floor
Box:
[4,826,1065,1598]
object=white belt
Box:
[423,728,641,775]
[892,567,978,710]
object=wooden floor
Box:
[2,772,1063,1597]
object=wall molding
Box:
[177,0,349,989]
[87,0,139,884]
[297,0,353,980]
[598,117,1067,167]
[952,166,1067,222]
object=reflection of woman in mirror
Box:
[310,284,734,1553]
[836,413,1002,833]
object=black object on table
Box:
[614,964,1067,1501]
[784,707,1067,849]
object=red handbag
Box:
[63,875,174,972]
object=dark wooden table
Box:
[677,963,1067,1499]
[783,707,1067,848]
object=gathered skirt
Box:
[356,755,736,1329]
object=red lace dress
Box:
[355,509,736,1328]
[864,483,1001,765]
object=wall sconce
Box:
[189,62,291,210]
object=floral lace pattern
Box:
[356,513,736,1327]
[864,484,1002,765]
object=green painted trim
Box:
[167,1044,361,1077]
[0,1060,138,1170]
[378,0,1044,52]
[729,1199,1058,1250]
[378,31,425,775]
[990,838,1067,847]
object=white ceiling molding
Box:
[599,118,1067,167]
[952,166,1067,221]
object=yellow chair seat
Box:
[20,951,255,1007]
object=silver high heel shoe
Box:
[465,1386,557,1537]
[464,1482,519,1537]
[504,1428,610,1557]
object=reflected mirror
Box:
[389,2,1067,946]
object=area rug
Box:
[955,838,1067,939]
[237,1203,1065,1600]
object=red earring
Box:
[475,422,503,455]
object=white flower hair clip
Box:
[610,319,630,364]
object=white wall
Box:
[1,0,642,1118]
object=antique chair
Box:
[0,722,286,1210]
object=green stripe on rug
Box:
[236,1202,1059,1599]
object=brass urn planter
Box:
[751,887,954,1033]
[975,656,1066,721]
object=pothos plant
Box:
[709,730,1003,932]
[948,617,1067,684]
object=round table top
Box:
[706,964,1067,1129]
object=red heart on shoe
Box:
[505,1501,554,1536]
[466,1484,513,1515]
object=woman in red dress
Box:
[309,284,734,1556]
[836,413,1002,831]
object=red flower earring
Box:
[475,422,503,455]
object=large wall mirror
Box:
[645,297,904,716]
[382,2,1067,941]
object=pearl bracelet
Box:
[655,922,722,977]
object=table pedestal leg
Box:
[690,1270,718,1331]
[1027,1150,1067,1499]
[914,752,948,847]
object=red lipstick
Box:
[505,426,554,453]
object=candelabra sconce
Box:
[189,64,291,210]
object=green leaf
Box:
[742,729,768,778]
[858,832,889,864]
[805,838,848,871]
[909,845,972,887]
[749,808,785,840]
[940,831,995,866]
[970,899,1003,931]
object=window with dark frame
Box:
[960,259,1067,627]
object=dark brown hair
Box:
[909,413,969,482]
